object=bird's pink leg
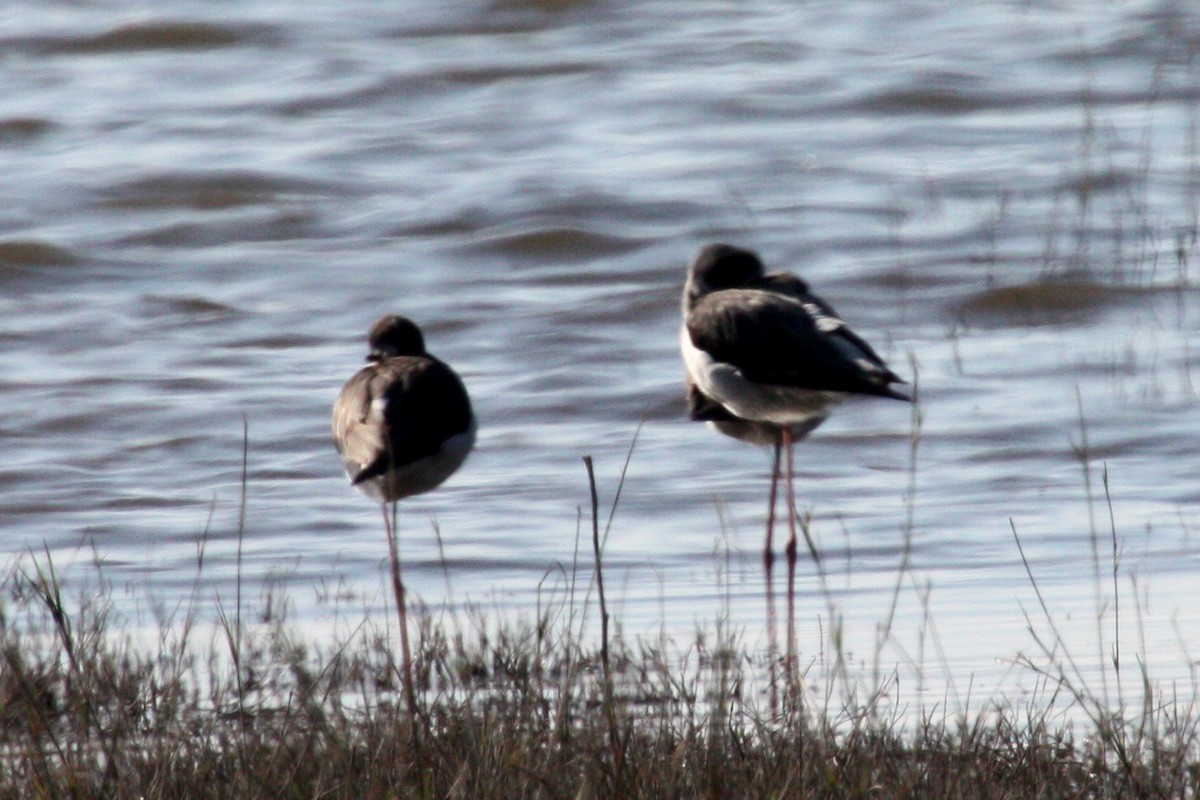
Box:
[784,428,799,689]
[765,433,783,714]
[383,502,416,717]
[765,436,781,567]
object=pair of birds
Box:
[332,242,908,561]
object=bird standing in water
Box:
[680,243,908,686]
[332,314,476,712]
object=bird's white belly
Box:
[350,417,477,504]
[680,325,846,426]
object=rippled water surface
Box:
[4,0,1200,714]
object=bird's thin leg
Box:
[784,428,799,690]
[765,433,783,715]
[765,436,781,565]
[383,501,416,717]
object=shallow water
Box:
[3,0,1200,715]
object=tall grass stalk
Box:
[872,352,922,706]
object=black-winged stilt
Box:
[680,243,908,684]
[332,313,475,711]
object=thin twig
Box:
[874,354,920,700]
[602,418,644,546]
[1074,387,1109,705]
[1102,464,1120,678]
[584,455,621,793]
[584,456,611,693]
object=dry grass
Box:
[1,530,1198,800]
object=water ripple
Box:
[22,21,283,55]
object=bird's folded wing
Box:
[337,358,474,484]
[686,290,905,399]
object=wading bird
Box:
[680,243,908,683]
[332,314,476,711]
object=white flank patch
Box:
[804,302,844,333]
[370,396,388,420]
[680,324,843,425]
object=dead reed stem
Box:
[584,454,622,794]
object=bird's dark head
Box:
[366,314,426,360]
[684,243,766,310]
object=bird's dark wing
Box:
[334,357,473,484]
[687,289,907,399]
[760,273,904,381]
[757,272,815,304]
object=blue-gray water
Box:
[3,0,1199,715]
